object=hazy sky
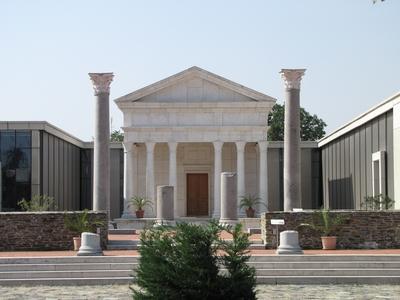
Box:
[1,0,399,141]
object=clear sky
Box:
[0,0,399,141]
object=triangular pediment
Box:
[115,66,276,104]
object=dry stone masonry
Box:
[261,211,400,249]
[0,212,108,251]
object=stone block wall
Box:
[0,212,108,251]
[261,211,400,249]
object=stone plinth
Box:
[77,232,103,256]
[276,230,303,255]
[156,185,175,225]
[220,172,238,225]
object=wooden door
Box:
[187,173,209,216]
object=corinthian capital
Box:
[89,73,114,95]
[280,69,306,90]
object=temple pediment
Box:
[114,66,276,104]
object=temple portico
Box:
[115,66,276,219]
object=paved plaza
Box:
[1,284,400,300]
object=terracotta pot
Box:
[136,210,145,218]
[245,207,255,218]
[73,236,81,251]
[321,236,337,250]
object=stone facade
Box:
[261,211,400,249]
[0,212,108,251]
[115,66,276,219]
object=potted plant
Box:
[300,209,345,250]
[239,194,264,218]
[64,209,104,250]
[128,196,153,218]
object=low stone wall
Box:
[0,212,108,251]
[261,211,400,249]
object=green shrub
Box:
[64,209,104,235]
[363,194,394,210]
[18,194,57,211]
[131,221,256,300]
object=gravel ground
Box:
[1,284,400,299]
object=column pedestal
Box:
[220,172,238,225]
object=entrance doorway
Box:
[186,173,208,216]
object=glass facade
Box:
[0,130,31,211]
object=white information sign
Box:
[271,219,285,225]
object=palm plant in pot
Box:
[128,196,153,218]
[64,209,104,251]
[239,194,264,218]
[300,209,345,250]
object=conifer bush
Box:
[131,221,256,300]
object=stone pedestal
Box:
[220,172,238,225]
[77,232,103,256]
[276,230,303,255]
[156,185,175,226]
[89,73,114,217]
[280,69,305,212]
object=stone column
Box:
[168,142,178,217]
[156,185,174,223]
[122,142,134,218]
[220,172,238,225]
[89,73,114,216]
[213,141,223,218]
[280,69,306,211]
[145,142,156,217]
[236,141,246,216]
[258,141,269,213]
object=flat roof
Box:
[318,91,400,147]
[0,121,122,149]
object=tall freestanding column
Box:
[168,142,178,217]
[213,141,223,218]
[236,141,246,216]
[89,73,114,215]
[258,140,269,213]
[280,69,306,211]
[146,142,156,216]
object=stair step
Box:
[108,240,139,245]
[0,270,132,279]
[107,244,140,250]
[247,261,400,269]
[0,256,139,265]
[255,268,400,276]
[109,229,137,235]
[0,277,133,286]
[256,275,400,284]
[0,262,138,271]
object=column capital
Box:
[235,141,246,153]
[258,141,269,151]
[145,142,156,153]
[213,141,224,151]
[89,73,114,95]
[168,142,178,151]
[122,142,133,152]
[280,69,306,90]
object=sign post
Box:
[270,219,285,249]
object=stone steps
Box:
[1,255,400,285]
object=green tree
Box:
[110,129,124,142]
[267,103,327,141]
[132,222,256,300]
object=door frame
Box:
[183,165,211,217]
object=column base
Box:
[154,220,176,227]
[219,219,239,226]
